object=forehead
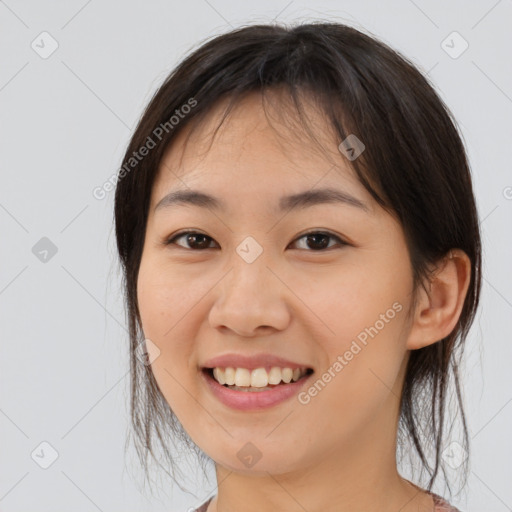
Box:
[151,91,368,207]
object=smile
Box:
[201,366,314,410]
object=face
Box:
[137,92,416,476]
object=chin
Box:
[207,443,307,476]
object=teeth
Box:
[250,368,268,388]
[212,367,225,385]
[281,368,293,383]
[235,368,251,387]
[224,367,236,385]
[211,366,309,387]
[268,366,282,385]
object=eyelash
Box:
[164,229,348,252]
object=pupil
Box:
[307,234,329,250]
[189,234,209,249]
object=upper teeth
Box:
[212,367,309,387]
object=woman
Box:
[114,22,481,511]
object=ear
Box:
[406,249,471,350]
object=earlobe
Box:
[406,249,471,350]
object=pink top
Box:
[193,492,461,511]
[430,491,462,511]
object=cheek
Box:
[137,255,194,334]
[300,306,409,443]
[296,254,412,411]
[137,259,203,419]
[136,258,197,376]
[295,256,411,343]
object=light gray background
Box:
[1,1,511,511]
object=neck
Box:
[210,462,433,512]
[207,397,433,512]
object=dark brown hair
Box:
[114,21,481,495]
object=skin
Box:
[136,91,471,512]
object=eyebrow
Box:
[154,187,369,214]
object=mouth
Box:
[199,353,316,409]
[202,366,315,392]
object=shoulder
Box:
[431,492,463,512]
[191,496,213,512]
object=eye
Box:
[289,230,348,251]
[165,230,217,250]
[164,230,348,252]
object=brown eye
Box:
[290,231,347,251]
[166,231,217,250]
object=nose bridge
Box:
[209,235,290,334]
[224,235,273,302]
[235,234,266,266]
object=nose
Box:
[208,258,291,337]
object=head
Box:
[114,22,481,493]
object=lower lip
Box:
[201,369,314,411]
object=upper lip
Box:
[202,353,313,371]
